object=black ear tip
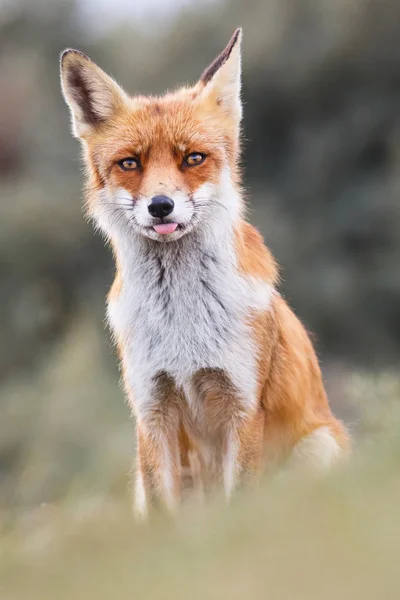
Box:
[201,28,242,84]
[231,27,242,45]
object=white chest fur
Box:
[107,228,273,418]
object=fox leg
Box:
[134,414,181,519]
[133,375,182,520]
[191,369,265,500]
[223,407,265,499]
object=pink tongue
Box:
[153,222,178,235]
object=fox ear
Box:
[60,49,128,138]
[200,28,242,122]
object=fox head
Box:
[60,29,243,243]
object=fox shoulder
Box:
[235,221,279,284]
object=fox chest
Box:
[107,248,272,414]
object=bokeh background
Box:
[1,1,400,597]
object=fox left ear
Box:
[199,28,242,122]
[60,49,129,138]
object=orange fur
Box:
[60,29,350,518]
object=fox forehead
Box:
[90,91,228,159]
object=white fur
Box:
[223,431,238,499]
[96,168,273,453]
[161,439,179,513]
[134,469,148,520]
[291,427,342,471]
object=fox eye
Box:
[118,157,140,171]
[184,152,206,167]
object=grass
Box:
[1,451,400,599]
[1,371,400,599]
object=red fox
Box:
[60,28,349,519]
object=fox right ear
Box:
[60,49,128,138]
[199,28,242,123]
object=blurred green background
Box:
[1,1,400,596]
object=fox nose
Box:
[148,195,174,218]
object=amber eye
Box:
[118,157,140,171]
[184,152,206,167]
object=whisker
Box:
[89,198,134,206]
[89,203,133,211]
[91,208,133,219]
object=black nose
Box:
[148,195,174,218]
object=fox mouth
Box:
[145,222,187,236]
[152,222,179,235]
[139,215,195,241]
